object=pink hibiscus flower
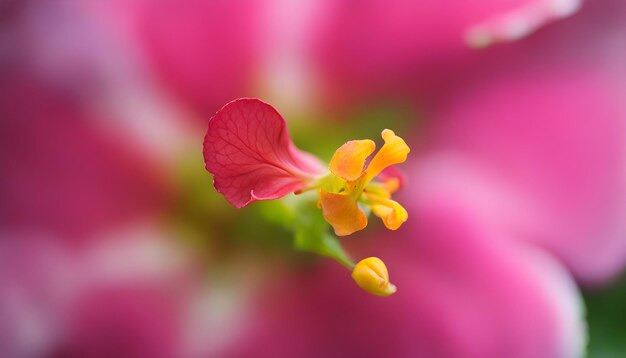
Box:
[202,1,626,356]
[2,0,625,357]
[203,98,411,241]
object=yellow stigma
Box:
[351,257,397,296]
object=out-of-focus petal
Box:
[98,0,262,118]
[229,199,585,358]
[465,0,581,48]
[311,0,580,106]
[0,229,253,358]
[418,68,626,284]
[203,98,324,208]
[0,73,172,240]
[0,233,75,357]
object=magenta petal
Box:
[203,98,324,208]
[0,232,204,358]
[101,0,262,119]
[419,69,626,284]
[311,0,578,107]
[0,73,171,240]
[229,200,583,358]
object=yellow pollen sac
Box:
[329,139,376,182]
[352,257,397,296]
[367,196,408,231]
[366,129,410,181]
[319,189,368,236]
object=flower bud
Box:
[351,257,397,296]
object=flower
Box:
[213,2,626,355]
[203,98,411,295]
[320,129,410,236]
[227,199,584,357]
[5,0,626,356]
[203,98,410,237]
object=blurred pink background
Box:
[2,0,626,357]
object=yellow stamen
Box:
[370,199,408,230]
[352,257,397,296]
[319,189,368,236]
[364,182,392,199]
[366,129,410,181]
[363,185,408,231]
[318,129,410,235]
[329,139,376,182]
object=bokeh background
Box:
[2,0,626,357]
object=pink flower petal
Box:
[0,72,171,240]
[311,0,579,107]
[465,0,581,48]
[203,98,324,208]
[0,230,221,358]
[227,199,584,358]
[96,0,262,118]
[418,68,626,284]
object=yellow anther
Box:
[319,189,368,236]
[351,257,397,296]
[369,197,408,231]
[366,129,410,181]
[329,139,376,182]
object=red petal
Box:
[203,98,324,208]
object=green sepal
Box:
[294,228,354,270]
[259,191,355,270]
